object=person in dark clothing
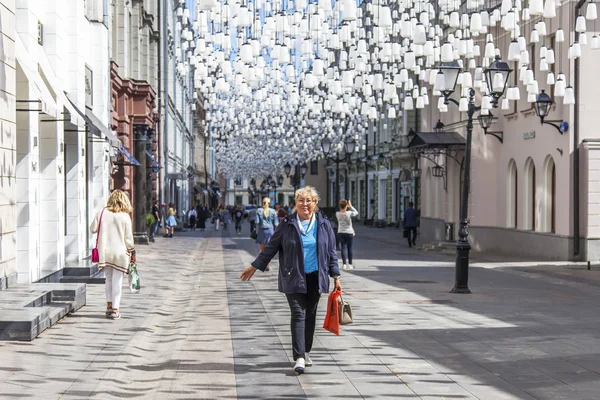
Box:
[150,200,160,242]
[233,205,244,236]
[403,202,418,247]
[198,205,208,231]
[240,186,342,375]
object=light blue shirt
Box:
[300,219,318,273]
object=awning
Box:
[35,47,83,126]
[116,143,141,166]
[15,36,57,118]
[408,131,466,154]
[64,95,120,147]
[85,108,120,147]
[145,150,161,168]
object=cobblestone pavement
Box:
[1,221,600,399]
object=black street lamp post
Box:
[285,162,308,195]
[321,137,356,206]
[436,56,512,294]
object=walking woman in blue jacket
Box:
[255,197,278,271]
[241,186,342,374]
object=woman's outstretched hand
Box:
[240,266,258,281]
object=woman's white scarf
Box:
[296,214,316,236]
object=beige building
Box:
[417,13,600,261]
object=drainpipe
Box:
[574,0,586,259]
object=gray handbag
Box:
[338,293,353,325]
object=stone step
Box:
[60,269,105,284]
[60,262,105,284]
[0,283,86,341]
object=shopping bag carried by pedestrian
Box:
[92,208,105,263]
[129,262,141,294]
[323,289,342,335]
[338,293,353,325]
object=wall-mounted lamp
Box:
[534,90,569,134]
[477,112,504,143]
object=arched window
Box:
[542,156,556,233]
[507,159,518,228]
[524,158,536,231]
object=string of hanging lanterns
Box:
[189,0,595,179]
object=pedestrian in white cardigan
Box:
[90,190,136,319]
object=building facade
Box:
[158,0,196,219]
[1,0,115,287]
[416,11,599,261]
[109,0,159,243]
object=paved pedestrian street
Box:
[2,224,600,399]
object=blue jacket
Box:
[251,212,341,294]
[403,207,418,228]
[256,207,278,229]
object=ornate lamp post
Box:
[436,56,512,294]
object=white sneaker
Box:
[347,264,354,270]
[294,358,305,374]
[305,353,313,367]
[342,264,347,270]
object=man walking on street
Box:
[234,205,244,236]
[403,202,418,248]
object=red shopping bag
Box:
[323,289,342,335]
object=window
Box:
[525,158,536,231]
[542,156,556,233]
[310,160,318,175]
[507,159,518,228]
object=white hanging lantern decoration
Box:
[240,43,254,64]
[458,96,469,111]
[501,98,510,110]
[441,42,454,62]
[198,0,218,11]
[556,28,565,42]
[508,40,521,61]
[543,0,556,18]
[564,86,575,104]
[471,13,483,32]
[546,48,555,64]
[507,86,520,100]
[404,95,414,110]
[591,35,600,49]
[576,15,587,32]
[547,72,555,85]
[554,75,566,97]
[587,2,598,20]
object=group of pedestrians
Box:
[90,184,420,378]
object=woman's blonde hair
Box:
[293,186,320,213]
[262,197,270,217]
[106,190,133,213]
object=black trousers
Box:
[285,272,321,361]
[338,233,354,264]
[406,227,417,246]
